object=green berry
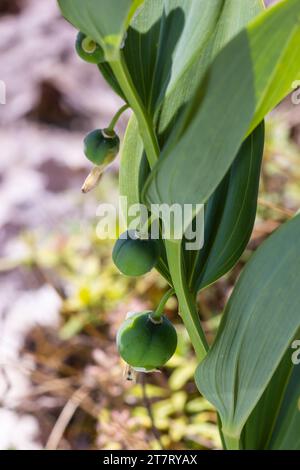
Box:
[84,129,120,166]
[117,311,177,370]
[113,230,160,277]
[75,32,105,64]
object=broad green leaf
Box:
[268,366,300,450]
[241,341,297,449]
[124,0,222,116]
[144,0,300,213]
[122,0,263,133]
[248,1,300,134]
[57,0,144,58]
[157,0,264,138]
[190,122,265,292]
[195,214,300,441]
[144,29,255,207]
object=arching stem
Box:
[151,288,175,322]
[106,104,130,133]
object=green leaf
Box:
[157,0,264,138]
[248,0,300,134]
[144,0,300,212]
[195,214,300,443]
[57,0,144,58]
[122,0,263,132]
[240,342,297,449]
[191,122,265,292]
[268,365,300,450]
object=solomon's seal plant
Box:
[58,0,300,450]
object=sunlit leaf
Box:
[144,0,300,216]
[123,0,263,137]
[241,343,298,449]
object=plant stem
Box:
[106,104,129,132]
[151,288,175,321]
[223,432,240,450]
[165,239,208,362]
[110,55,159,168]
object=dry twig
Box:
[45,386,89,450]
[258,197,295,218]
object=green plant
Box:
[113,230,160,276]
[58,0,300,450]
[117,310,177,370]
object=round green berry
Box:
[84,129,120,166]
[117,311,177,370]
[113,230,160,277]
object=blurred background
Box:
[0,0,299,451]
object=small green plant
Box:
[58,0,300,450]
